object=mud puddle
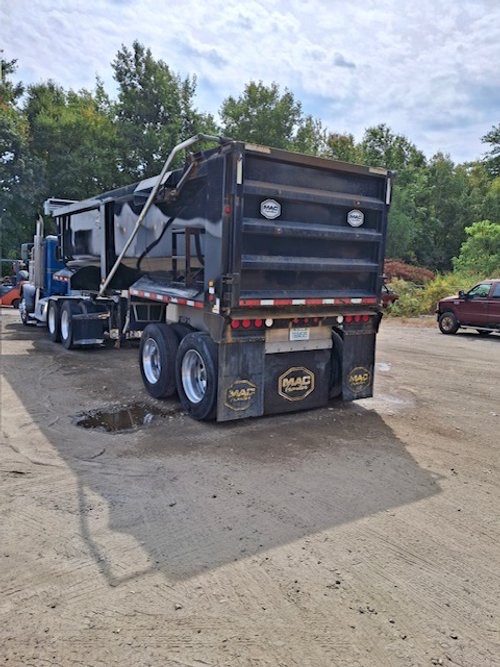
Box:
[74,403,180,433]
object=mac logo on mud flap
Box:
[347,366,371,393]
[278,367,315,401]
[225,379,257,411]
[260,198,281,220]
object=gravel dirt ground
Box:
[1,308,499,667]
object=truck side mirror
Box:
[458,290,465,298]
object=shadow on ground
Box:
[2,316,442,584]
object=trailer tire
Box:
[140,324,179,399]
[329,329,344,399]
[438,311,459,335]
[60,301,80,350]
[47,300,61,342]
[171,323,195,342]
[176,332,218,421]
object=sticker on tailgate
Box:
[289,327,310,341]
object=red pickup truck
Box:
[437,279,500,335]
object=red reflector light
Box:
[354,315,361,322]
[345,315,353,323]
[254,319,263,328]
[231,320,240,329]
[362,314,370,322]
[224,206,231,215]
[242,319,251,329]
[293,318,299,324]
[304,318,309,324]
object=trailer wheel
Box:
[438,311,459,335]
[176,332,218,421]
[140,324,179,399]
[60,301,80,350]
[329,330,344,399]
[47,300,61,342]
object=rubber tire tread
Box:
[170,323,195,342]
[47,300,61,343]
[60,301,80,350]
[140,323,179,399]
[176,332,218,421]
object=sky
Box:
[2,0,499,164]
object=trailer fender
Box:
[20,282,36,314]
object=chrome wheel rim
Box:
[441,315,454,331]
[181,349,206,404]
[143,337,161,384]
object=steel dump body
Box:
[46,139,391,421]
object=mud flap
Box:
[216,340,265,421]
[72,306,108,344]
[264,349,330,415]
[341,329,377,401]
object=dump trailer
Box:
[27,135,392,422]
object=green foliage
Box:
[482,123,500,177]
[219,81,325,152]
[323,132,363,163]
[361,123,426,175]
[112,41,212,179]
[25,82,120,198]
[385,279,424,317]
[453,220,500,276]
[0,57,41,258]
[388,273,485,317]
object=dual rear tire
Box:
[140,324,218,421]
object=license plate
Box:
[289,327,310,341]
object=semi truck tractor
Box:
[21,134,392,422]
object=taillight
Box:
[231,319,265,330]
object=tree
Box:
[112,41,214,180]
[453,220,500,276]
[323,132,363,163]
[25,82,120,199]
[361,124,426,178]
[482,123,500,177]
[219,81,324,152]
[0,57,41,260]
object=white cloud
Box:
[2,0,499,162]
